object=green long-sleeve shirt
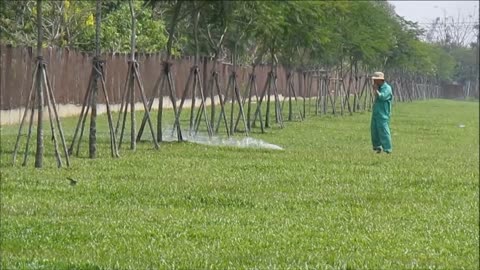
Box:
[372,82,392,120]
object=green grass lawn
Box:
[1,99,478,269]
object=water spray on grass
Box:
[162,128,283,150]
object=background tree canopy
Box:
[0,0,478,84]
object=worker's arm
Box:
[376,84,392,101]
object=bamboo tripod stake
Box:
[281,71,303,121]
[207,63,230,136]
[13,0,70,168]
[174,5,213,138]
[220,48,249,136]
[69,0,118,158]
[244,65,264,133]
[252,49,284,129]
[175,64,213,137]
[115,0,159,150]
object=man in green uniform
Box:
[371,71,392,154]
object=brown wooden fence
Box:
[2,44,452,114]
[1,45,315,110]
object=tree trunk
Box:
[129,0,136,150]
[193,4,199,66]
[166,2,182,60]
[89,0,102,159]
[34,0,44,168]
[129,0,136,62]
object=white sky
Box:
[389,1,479,43]
[389,1,478,24]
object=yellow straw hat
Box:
[372,71,385,80]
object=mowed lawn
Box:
[0,99,478,269]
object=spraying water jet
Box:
[162,128,283,150]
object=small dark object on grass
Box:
[67,177,77,186]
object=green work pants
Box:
[371,117,392,153]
